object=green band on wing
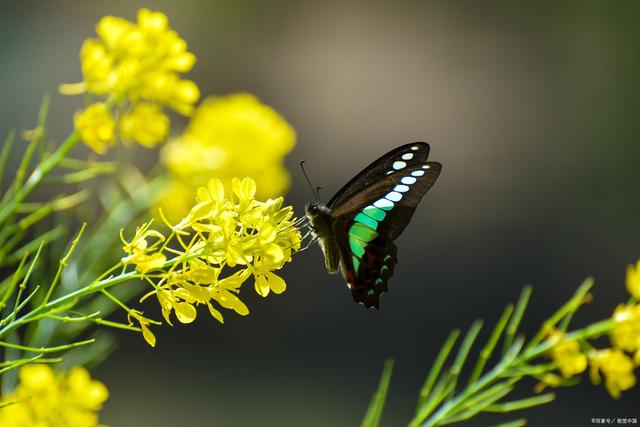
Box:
[352,255,360,272]
[349,236,365,257]
[362,205,386,221]
[350,222,378,242]
[354,212,378,230]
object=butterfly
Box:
[305,142,442,308]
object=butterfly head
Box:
[305,202,331,220]
[305,202,332,234]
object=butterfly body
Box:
[306,142,441,308]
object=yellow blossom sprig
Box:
[0,176,301,355]
[123,177,301,341]
[0,364,108,427]
[361,260,640,427]
[61,9,200,152]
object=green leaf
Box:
[469,304,514,385]
[0,130,16,190]
[490,419,527,427]
[440,383,514,425]
[361,358,394,427]
[418,329,460,406]
[485,393,555,413]
[503,286,531,356]
[449,320,483,391]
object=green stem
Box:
[0,338,95,353]
[0,131,80,227]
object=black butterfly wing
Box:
[328,142,432,210]
[327,143,442,307]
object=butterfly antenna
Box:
[316,186,323,202]
[300,160,320,202]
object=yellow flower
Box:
[120,221,166,274]
[74,102,116,154]
[158,93,296,219]
[610,303,640,364]
[547,330,588,378]
[65,9,198,111]
[589,348,637,398]
[0,364,108,427]
[137,177,301,327]
[128,310,157,347]
[120,102,170,147]
[627,260,640,299]
[62,9,200,153]
[533,373,564,393]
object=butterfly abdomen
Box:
[306,203,341,274]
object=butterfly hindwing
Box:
[337,231,397,308]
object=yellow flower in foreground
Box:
[547,331,587,378]
[120,102,170,147]
[136,177,301,329]
[589,348,636,398]
[74,102,116,154]
[159,93,296,221]
[121,221,167,274]
[128,310,158,347]
[610,303,640,364]
[627,260,640,299]
[0,364,108,427]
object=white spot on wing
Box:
[411,146,419,151]
[374,199,394,209]
[411,170,425,177]
[385,191,403,202]
[392,161,406,170]
[401,176,417,185]
[394,184,409,193]
[401,153,413,160]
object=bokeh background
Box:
[2,1,640,425]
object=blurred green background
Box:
[2,0,640,425]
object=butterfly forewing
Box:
[327,142,432,209]
[326,142,441,308]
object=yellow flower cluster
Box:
[62,9,199,153]
[589,348,636,399]
[158,93,296,222]
[122,177,301,345]
[0,365,108,427]
[547,330,587,378]
[545,260,640,398]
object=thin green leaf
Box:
[440,384,514,425]
[490,419,527,427]
[0,353,43,375]
[525,278,593,353]
[418,329,461,406]
[0,253,29,316]
[44,223,87,304]
[361,358,394,427]
[469,304,514,385]
[0,338,95,353]
[0,130,16,190]
[2,225,64,266]
[458,377,520,412]
[485,393,555,413]
[503,286,531,356]
[411,372,455,427]
[449,320,483,391]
